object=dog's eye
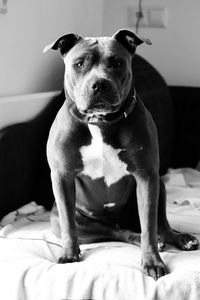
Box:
[75,61,85,69]
[113,59,123,68]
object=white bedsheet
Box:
[1,168,200,300]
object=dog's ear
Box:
[113,29,151,56]
[43,33,82,55]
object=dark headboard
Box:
[169,86,200,169]
[133,55,174,175]
[0,92,65,218]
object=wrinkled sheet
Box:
[1,168,200,300]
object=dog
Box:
[44,29,199,280]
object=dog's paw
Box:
[58,247,80,264]
[141,254,167,281]
[58,254,79,264]
[174,233,199,251]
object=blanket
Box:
[1,168,200,300]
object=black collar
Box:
[69,89,137,125]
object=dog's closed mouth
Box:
[82,105,120,116]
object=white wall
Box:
[0,0,103,97]
[102,0,200,87]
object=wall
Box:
[102,0,200,87]
[0,0,103,97]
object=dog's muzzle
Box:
[80,102,120,116]
[69,89,137,125]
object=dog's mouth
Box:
[79,103,120,117]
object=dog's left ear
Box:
[43,33,82,56]
[113,29,152,56]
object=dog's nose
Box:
[91,79,108,93]
[92,82,99,91]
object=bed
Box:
[1,55,200,300]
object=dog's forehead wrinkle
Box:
[85,37,99,45]
[81,37,124,57]
[69,40,101,62]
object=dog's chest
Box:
[79,124,129,186]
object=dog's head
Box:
[44,29,151,118]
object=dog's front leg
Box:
[134,170,166,280]
[51,171,80,263]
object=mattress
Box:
[1,168,200,300]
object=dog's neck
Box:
[66,87,137,126]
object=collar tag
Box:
[88,116,102,124]
[123,91,137,119]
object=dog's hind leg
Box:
[76,211,165,251]
[158,178,199,251]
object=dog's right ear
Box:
[43,33,82,56]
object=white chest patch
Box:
[80,124,129,186]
